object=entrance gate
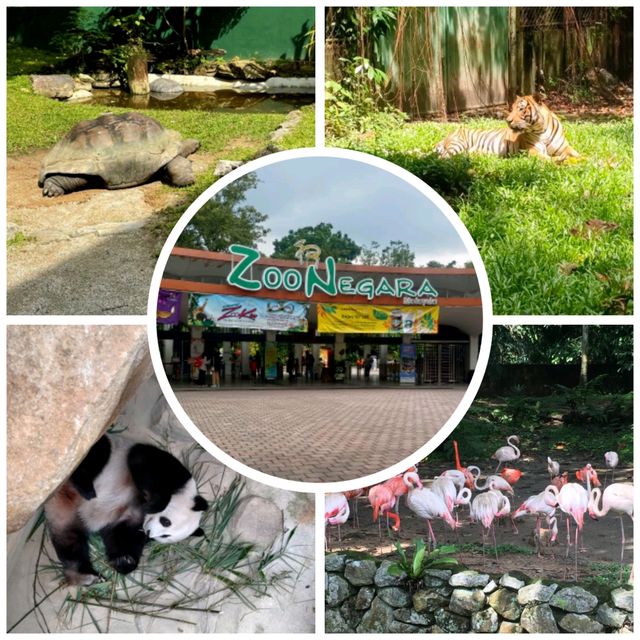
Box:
[417,342,467,384]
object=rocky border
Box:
[325,553,634,634]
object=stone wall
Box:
[325,554,633,633]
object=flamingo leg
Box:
[619,516,625,582]
[574,525,580,581]
[492,524,499,562]
[426,520,437,550]
[534,516,542,557]
[495,461,502,473]
[337,524,342,544]
[563,517,571,580]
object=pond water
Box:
[89,89,314,113]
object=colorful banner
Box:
[317,304,439,335]
[264,342,278,381]
[157,289,182,324]
[188,294,309,332]
[400,344,417,384]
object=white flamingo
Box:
[491,435,521,472]
[604,451,619,486]
[474,474,514,495]
[470,489,511,562]
[514,490,557,557]
[589,482,634,579]
[325,493,349,549]
[405,477,459,549]
[547,456,560,479]
[544,482,589,580]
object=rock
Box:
[325,574,350,607]
[413,589,448,613]
[355,586,375,610]
[483,579,498,594]
[344,559,377,586]
[611,588,634,612]
[423,569,452,588]
[214,160,244,177]
[499,621,522,633]
[339,601,361,629]
[449,588,486,615]
[375,560,406,587]
[471,608,499,633]
[487,588,522,621]
[356,596,395,633]
[500,573,526,590]
[596,603,627,628]
[517,581,558,605]
[76,73,95,84]
[325,553,346,572]
[92,73,120,88]
[520,604,559,633]
[450,570,490,588]
[388,621,421,633]
[66,89,93,103]
[394,608,434,626]
[7,326,152,532]
[325,608,353,633]
[550,586,598,613]
[30,74,75,98]
[150,77,184,94]
[434,609,470,633]
[229,60,271,81]
[378,587,412,608]
[73,79,92,91]
[559,612,604,633]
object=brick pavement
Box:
[175,386,467,482]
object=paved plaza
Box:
[175,386,467,482]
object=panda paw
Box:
[110,554,139,575]
[65,569,104,587]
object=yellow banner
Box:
[317,304,439,334]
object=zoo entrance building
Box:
[157,245,483,387]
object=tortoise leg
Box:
[179,138,200,157]
[164,156,195,187]
[42,175,90,197]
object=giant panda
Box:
[44,434,208,586]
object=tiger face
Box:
[506,95,540,132]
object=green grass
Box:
[7,44,65,77]
[329,115,633,315]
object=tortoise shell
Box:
[38,112,185,189]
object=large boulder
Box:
[344,559,377,586]
[325,574,350,607]
[558,613,604,633]
[7,325,152,531]
[550,586,598,613]
[150,77,184,95]
[356,596,395,633]
[520,603,559,633]
[30,74,75,98]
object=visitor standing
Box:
[304,350,315,382]
[212,348,223,388]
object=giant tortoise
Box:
[38,112,199,197]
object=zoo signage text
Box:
[226,245,439,302]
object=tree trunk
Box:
[580,325,589,385]
[127,52,149,95]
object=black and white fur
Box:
[44,434,207,586]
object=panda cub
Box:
[45,434,207,586]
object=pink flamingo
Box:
[603,451,619,486]
[544,482,589,580]
[514,490,557,557]
[369,471,421,536]
[344,488,364,528]
[500,467,522,485]
[325,493,349,548]
[576,463,601,488]
[470,489,511,562]
[550,472,569,490]
[453,440,482,488]
[474,474,514,495]
[588,482,634,579]
[405,477,459,549]
[491,435,521,472]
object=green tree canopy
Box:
[271,222,360,263]
[178,173,269,251]
[358,240,415,267]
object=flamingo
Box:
[453,440,481,488]
[544,482,589,580]
[368,484,400,536]
[325,493,349,548]
[500,467,522,485]
[474,474,514,495]
[547,456,560,479]
[550,472,569,490]
[344,488,364,528]
[514,490,557,557]
[535,514,558,554]
[470,489,511,562]
[405,476,459,549]
[604,451,619,486]
[576,463,601,488]
[491,435,521,472]
[588,482,634,580]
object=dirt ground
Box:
[327,455,634,582]
[6,150,218,315]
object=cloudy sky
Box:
[237,156,473,266]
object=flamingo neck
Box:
[453,440,463,471]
